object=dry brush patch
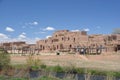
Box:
[11,54,120,71]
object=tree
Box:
[0,48,10,69]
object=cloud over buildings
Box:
[46,35,51,39]
[71,29,80,32]
[21,32,26,35]
[25,21,39,26]
[18,32,26,39]
[22,21,39,29]
[35,37,41,41]
[0,33,8,39]
[83,28,90,32]
[6,27,15,32]
[44,27,55,31]
[32,21,38,25]
[18,34,26,39]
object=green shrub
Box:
[10,78,28,80]
[46,65,64,73]
[39,76,60,80]
[64,66,77,73]
[53,65,64,73]
[106,71,120,77]
[0,49,10,69]
[31,66,40,71]
[88,69,106,76]
[0,76,28,80]
[26,55,41,70]
[76,68,85,74]
[40,64,47,69]
[12,64,27,69]
[113,72,120,77]
[0,76,5,80]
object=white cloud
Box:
[0,33,8,39]
[0,34,38,44]
[83,28,90,32]
[46,35,52,39]
[27,21,38,26]
[34,31,46,34]
[6,27,14,32]
[33,21,38,25]
[23,21,38,28]
[18,34,26,39]
[6,38,36,44]
[21,32,26,35]
[18,32,26,39]
[44,27,55,31]
[35,37,41,41]
[71,29,80,32]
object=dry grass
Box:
[11,54,120,71]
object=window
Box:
[57,45,59,49]
[112,35,117,40]
[40,45,42,48]
[62,37,64,41]
[56,35,57,37]
[74,38,75,42]
[69,45,72,48]
[52,39,59,42]
[68,37,70,40]
[108,36,112,41]
[45,40,47,43]
[43,46,45,50]
[51,40,53,43]
[60,44,63,49]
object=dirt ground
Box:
[11,53,120,71]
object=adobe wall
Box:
[1,30,120,54]
[36,30,120,53]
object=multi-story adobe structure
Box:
[36,30,120,54]
[0,30,120,55]
[36,30,88,52]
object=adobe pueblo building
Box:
[0,41,36,55]
[36,30,120,54]
[0,30,120,55]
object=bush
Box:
[26,55,41,70]
[9,78,27,80]
[76,68,85,74]
[40,64,47,69]
[114,72,120,77]
[53,65,64,73]
[0,76,5,80]
[39,76,60,80]
[88,69,106,76]
[0,48,10,69]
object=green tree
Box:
[0,48,10,69]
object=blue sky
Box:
[0,0,120,43]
